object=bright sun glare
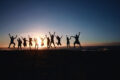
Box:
[37,37,41,47]
[36,36,47,48]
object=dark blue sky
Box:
[0,0,120,46]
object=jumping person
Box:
[28,35,33,48]
[34,38,38,49]
[49,32,56,48]
[56,35,62,46]
[71,32,81,48]
[66,35,71,48]
[17,38,22,49]
[45,35,50,48]
[8,33,17,48]
[40,37,45,46]
[21,37,27,48]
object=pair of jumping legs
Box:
[74,41,81,48]
[8,43,15,48]
[49,41,56,48]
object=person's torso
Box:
[11,37,14,43]
[75,36,79,41]
[51,35,54,41]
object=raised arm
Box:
[70,36,75,38]
[54,32,55,36]
[78,32,80,36]
[14,35,17,39]
[8,33,11,38]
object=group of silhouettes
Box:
[8,32,81,49]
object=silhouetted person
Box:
[49,32,56,48]
[66,35,71,48]
[45,35,50,48]
[21,37,27,47]
[8,33,17,48]
[34,38,38,49]
[71,32,81,48]
[17,38,22,49]
[28,35,33,48]
[56,35,62,46]
[40,37,45,46]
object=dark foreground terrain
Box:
[0,49,118,80]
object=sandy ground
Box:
[0,48,119,80]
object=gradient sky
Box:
[0,0,120,47]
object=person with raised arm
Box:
[49,32,56,48]
[28,35,33,48]
[56,35,62,46]
[66,35,71,48]
[21,36,27,48]
[40,37,45,47]
[45,35,50,48]
[17,38,22,49]
[34,38,38,49]
[71,32,81,48]
[8,33,17,48]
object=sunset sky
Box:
[0,0,120,47]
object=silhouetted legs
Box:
[18,45,22,49]
[47,40,50,48]
[35,44,38,49]
[67,43,70,48]
[74,41,81,48]
[56,41,62,46]
[17,38,22,50]
[34,38,38,49]
[66,35,71,48]
[8,43,15,48]
[50,42,56,48]
[45,35,50,48]
[29,43,32,49]
[35,42,38,49]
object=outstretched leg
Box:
[13,43,15,48]
[60,43,61,46]
[8,43,11,48]
[49,42,52,48]
[53,42,56,48]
